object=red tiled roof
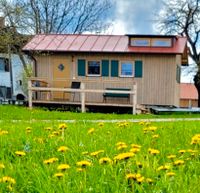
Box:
[180,83,198,100]
[23,34,187,54]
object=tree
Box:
[158,0,200,107]
[0,0,112,74]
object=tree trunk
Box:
[194,70,200,107]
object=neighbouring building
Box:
[180,83,198,108]
[23,34,188,107]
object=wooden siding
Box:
[34,52,179,106]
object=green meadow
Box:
[0,106,200,193]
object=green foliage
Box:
[0,107,200,192]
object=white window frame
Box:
[120,61,134,77]
[87,60,101,76]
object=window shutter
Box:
[77,59,86,76]
[102,60,109,76]
[111,60,119,77]
[135,60,143,77]
[176,65,181,83]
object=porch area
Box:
[28,78,137,114]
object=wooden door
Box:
[52,55,71,100]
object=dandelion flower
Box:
[117,144,128,150]
[191,134,200,145]
[167,154,176,159]
[0,130,9,135]
[57,146,69,152]
[131,144,141,149]
[130,148,140,153]
[0,163,5,169]
[98,122,104,127]
[114,152,134,161]
[126,173,142,180]
[76,160,92,167]
[99,157,112,164]
[146,178,153,184]
[43,157,58,164]
[1,176,16,184]
[15,151,26,156]
[77,168,85,172]
[137,176,145,184]
[45,127,52,131]
[166,172,175,177]
[57,164,70,171]
[174,160,184,166]
[178,149,186,154]
[87,128,95,134]
[148,148,160,155]
[58,123,67,130]
[152,134,159,139]
[90,150,104,156]
[157,165,170,171]
[54,173,64,178]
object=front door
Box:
[52,55,71,100]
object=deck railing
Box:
[28,79,137,114]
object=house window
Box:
[87,61,100,76]
[152,39,171,47]
[131,39,150,47]
[0,58,9,72]
[120,61,133,77]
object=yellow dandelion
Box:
[137,176,145,184]
[146,178,153,184]
[57,164,70,171]
[43,157,58,164]
[138,121,145,126]
[76,160,92,167]
[166,172,176,177]
[52,131,60,136]
[54,173,64,178]
[87,128,95,134]
[130,147,140,153]
[117,144,128,150]
[126,173,142,180]
[98,122,104,127]
[58,123,67,130]
[187,149,198,153]
[114,152,134,161]
[136,162,143,168]
[131,144,141,149]
[157,165,170,171]
[148,148,160,155]
[77,168,85,172]
[148,126,157,132]
[99,157,112,164]
[191,134,200,145]
[152,134,159,139]
[90,150,104,156]
[2,176,16,184]
[174,160,184,166]
[57,146,69,152]
[0,130,9,135]
[48,134,55,138]
[167,154,176,159]
[116,142,126,146]
[0,163,5,169]
[178,149,186,154]
[15,151,26,156]
[45,127,53,131]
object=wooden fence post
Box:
[28,80,32,109]
[81,82,85,113]
[132,83,137,114]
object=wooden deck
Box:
[28,79,137,114]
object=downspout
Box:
[8,44,14,100]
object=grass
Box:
[0,105,200,120]
[0,106,200,192]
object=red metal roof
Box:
[23,34,187,54]
[180,83,198,100]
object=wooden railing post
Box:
[28,80,32,109]
[132,83,137,114]
[81,82,85,113]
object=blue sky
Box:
[111,0,163,34]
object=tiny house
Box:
[23,34,188,108]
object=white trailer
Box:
[0,53,27,103]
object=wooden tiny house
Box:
[23,34,188,110]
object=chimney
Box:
[0,17,5,28]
